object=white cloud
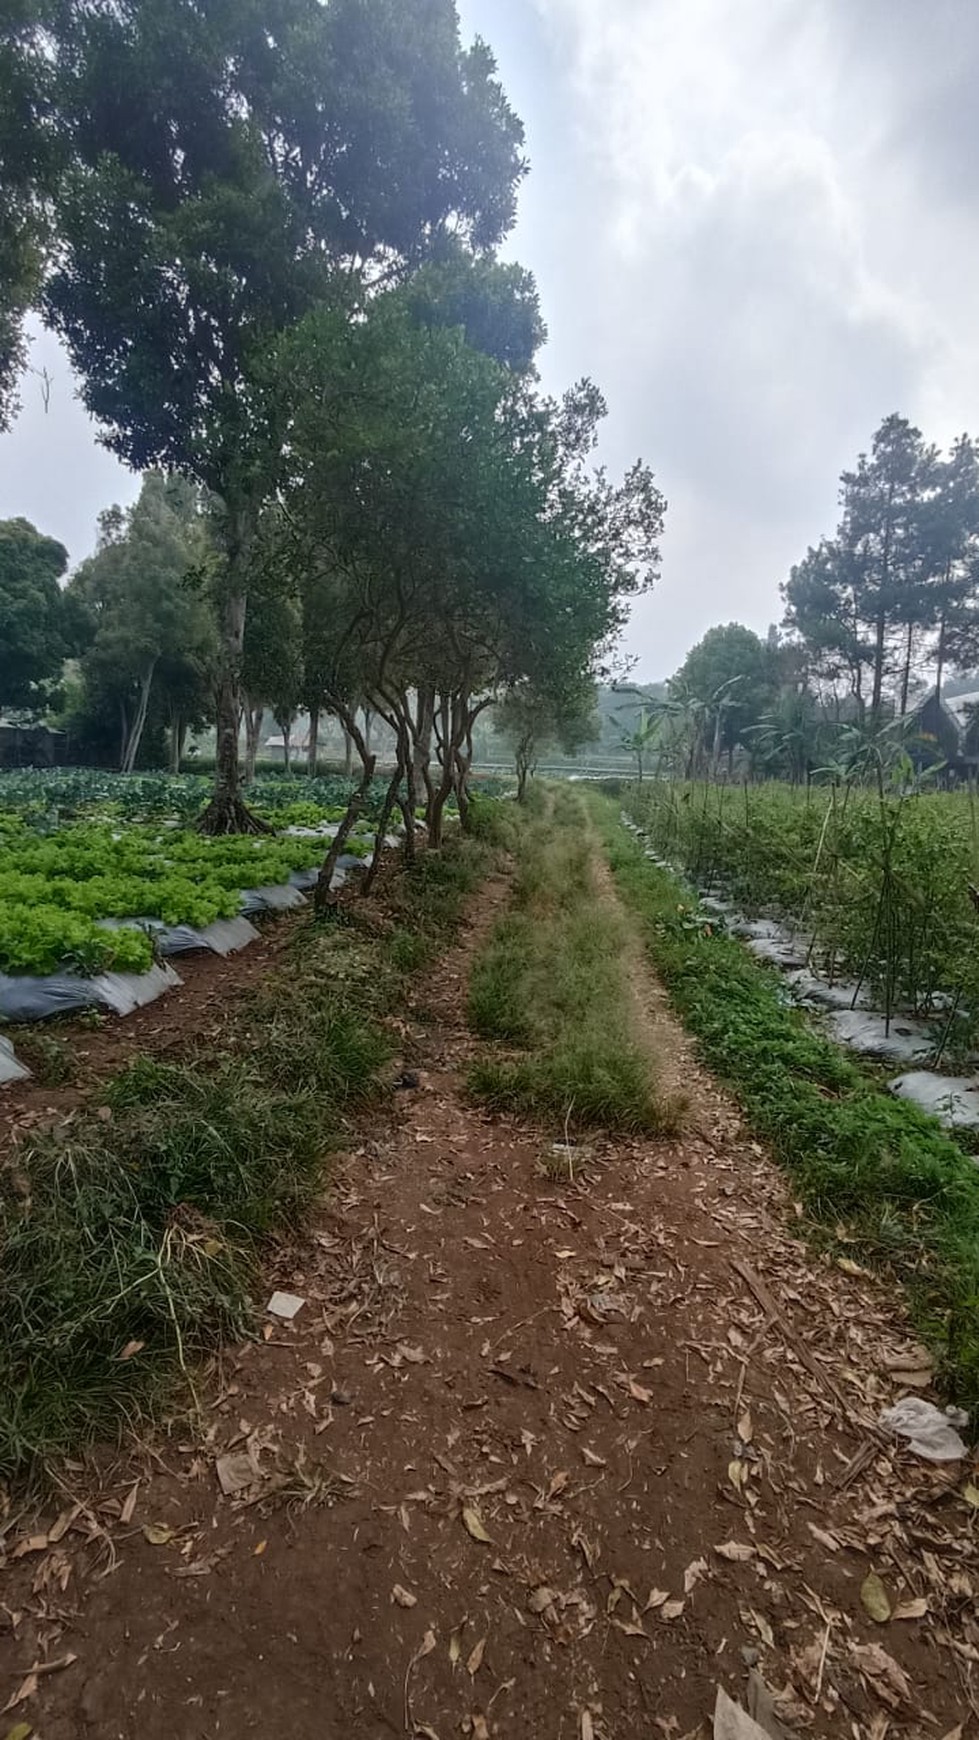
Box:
[507,0,979,671]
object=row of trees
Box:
[784,415,979,722]
[622,414,979,787]
[2,0,664,837]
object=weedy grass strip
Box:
[468,787,676,1135]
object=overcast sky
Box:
[2,0,977,680]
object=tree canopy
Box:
[0,517,72,715]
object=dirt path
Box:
[3,858,977,1739]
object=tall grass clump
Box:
[468,790,676,1135]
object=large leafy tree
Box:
[0,517,71,714]
[495,677,596,801]
[272,295,662,886]
[69,473,211,770]
[0,0,54,429]
[42,0,526,829]
[671,623,778,773]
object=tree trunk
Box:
[427,693,458,848]
[362,707,373,756]
[871,483,895,725]
[342,728,354,779]
[399,746,417,868]
[243,701,264,786]
[936,588,949,703]
[413,684,435,785]
[314,709,375,912]
[198,582,270,835]
[169,714,182,774]
[307,706,319,776]
[121,659,157,773]
[282,718,292,772]
[899,621,914,718]
[364,757,404,895]
[393,707,416,868]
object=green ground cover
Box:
[593,792,979,1413]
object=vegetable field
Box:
[625,780,979,1041]
[0,770,381,980]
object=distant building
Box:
[907,689,979,776]
[0,720,67,769]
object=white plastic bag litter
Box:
[879,1396,969,1462]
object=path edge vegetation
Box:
[0,808,510,1486]
[589,791,979,1415]
[468,787,682,1138]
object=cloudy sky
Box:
[2,0,977,679]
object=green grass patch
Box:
[592,794,979,1413]
[468,791,674,1135]
[0,816,505,1483]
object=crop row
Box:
[623,781,979,1035]
[0,768,380,824]
[0,819,354,978]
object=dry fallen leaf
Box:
[466,1637,486,1678]
[3,1723,34,1740]
[11,1536,48,1560]
[962,1482,979,1510]
[580,1712,595,1740]
[737,1410,753,1444]
[2,1654,77,1714]
[528,1587,556,1615]
[806,1523,840,1553]
[612,1616,648,1639]
[2,1680,36,1718]
[860,1572,892,1625]
[628,1378,653,1405]
[581,1447,607,1468]
[748,1610,774,1648]
[643,1588,669,1612]
[118,1338,145,1361]
[120,1481,139,1526]
[660,1600,686,1623]
[892,1598,928,1621]
[713,1684,775,1740]
[850,1642,913,1708]
[715,1542,754,1562]
[392,1585,418,1609]
[462,1508,492,1544]
[684,1557,709,1594]
[216,1451,259,1496]
[546,1470,569,1501]
[448,1620,467,1666]
[746,1668,788,1740]
[472,1718,490,1740]
[142,1523,175,1546]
